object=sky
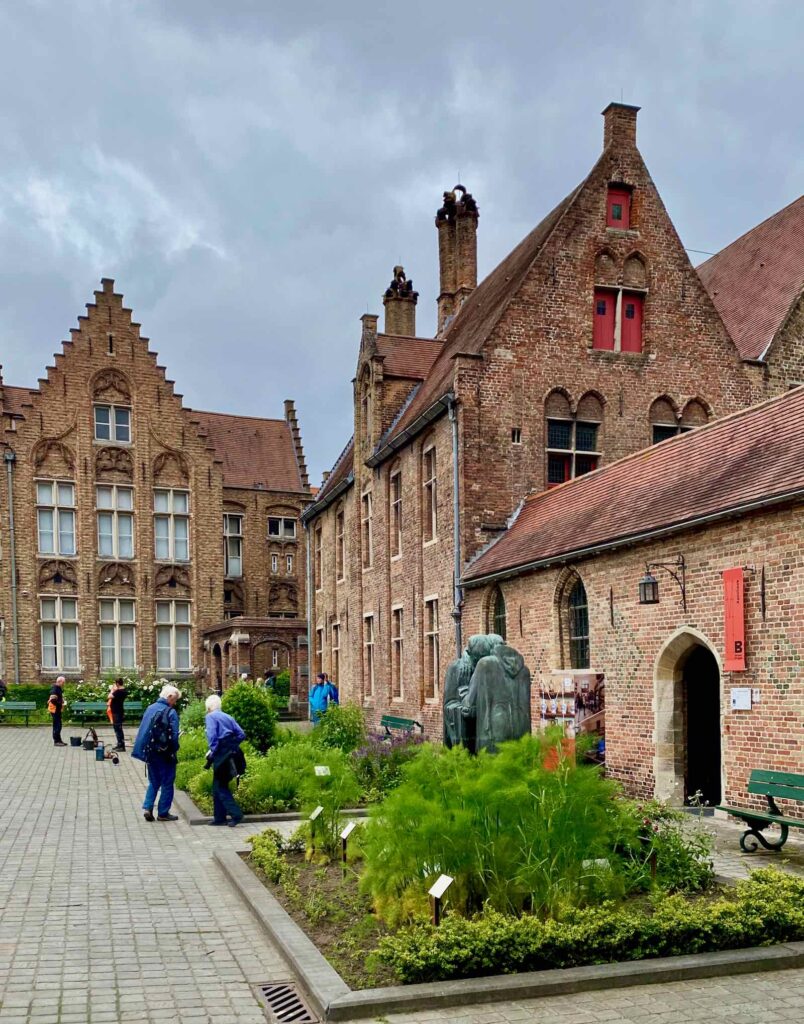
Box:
[1,1,802,484]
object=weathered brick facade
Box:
[0,280,310,687]
[304,103,801,742]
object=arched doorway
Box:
[683,645,721,805]
[212,644,223,695]
[653,628,722,806]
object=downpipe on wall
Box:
[449,398,462,658]
[4,449,20,685]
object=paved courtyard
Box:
[0,726,802,1024]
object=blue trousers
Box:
[212,764,242,823]
[143,757,176,817]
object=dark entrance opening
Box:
[683,645,721,805]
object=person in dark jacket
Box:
[49,675,66,746]
[107,678,128,752]
[132,685,181,822]
[204,694,245,826]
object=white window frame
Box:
[361,491,373,569]
[315,627,324,676]
[314,524,323,590]
[94,404,131,444]
[286,554,293,575]
[272,647,279,668]
[155,600,192,672]
[268,516,296,539]
[271,553,279,574]
[331,622,341,683]
[390,468,402,559]
[40,595,79,671]
[223,513,243,578]
[423,445,437,544]
[97,485,134,560]
[154,489,190,562]
[424,596,440,700]
[36,480,76,557]
[99,598,137,669]
[363,613,375,698]
[335,507,345,582]
[391,605,403,700]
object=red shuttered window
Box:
[606,187,631,229]
[593,290,616,350]
[621,292,644,353]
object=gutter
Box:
[301,472,354,524]
[365,394,452,469]
[4,449,20,684]
[304,518,313,691]
[462,485,804,588]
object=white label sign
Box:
[340,821,358,840]
[730,687,752,711]
[314,765,331,776]
[428,874,454,900]
[309,805,324,821]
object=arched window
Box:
[545,390,603,486]
[567,578,590,669]
[492,587,507,640]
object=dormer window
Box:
[606,186,631,230]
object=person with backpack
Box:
[48,676,67,747]
[203,694,246,827]
[132,684,182,822]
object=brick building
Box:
[302,102,804,741]
[0,279,311,691]
[462,388,804,811]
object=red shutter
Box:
[606,188,631,229]
[621,293,644,352]
[723,567,746,671]
[592,290,615,350]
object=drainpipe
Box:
[449,399,462,657]
[4,449,20,685]
[304,520,313,697]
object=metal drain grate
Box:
[257,982,318,1023]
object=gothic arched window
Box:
[491,586,507,640]
[567,578,590,669]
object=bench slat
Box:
[747,781,804,801]
[748,768,804,789]
[1,702,37,710]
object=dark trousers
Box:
[112,713,125,749]
[212,761,242,823]
[51,711,62,744]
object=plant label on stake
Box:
[340,820,357,864]
[309,804,324,853]
[309,806,324,821]
[428,874,453,926]
[314,765,331,776]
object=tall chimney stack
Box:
[435,185,479,335]
[602,102,640,150]
[382,266,418,335]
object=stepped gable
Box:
[465,386,804,582]
[376,186,582,451]
[191,409,305,492]
[376,334,442,379]
[698,195,804,361]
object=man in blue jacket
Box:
[204,695,245,826]
[132,684,181,822]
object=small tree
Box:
[221,682,277,753]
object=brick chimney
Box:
[383,266,418,336]
[435,185,479,335]
[602,102,640,150]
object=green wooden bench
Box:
[380,714,423,736]
[0,701,37,726]
[70,701,144,723]
[716,769,804,851]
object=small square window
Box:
[625,303,636,320]
[511,427,522,445]
[596,301,607,316]
[547,420,572,450]
[575,422,598,452]
[611,203,623,221]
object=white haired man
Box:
[48,675,67,746]
[132,684,182,822]
[204,694,245,827]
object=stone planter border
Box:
[174,786,367,826]
[214,848,804,1023]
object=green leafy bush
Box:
[298,748,362,857]
[272,670,291,698]
[621,800,714,893]
[221,682,277,753]
[377,869,804,983]
[351,731,425,802]
[178,729,208,761]
[313,702,367,753]
[188,768,214,813]
[176,757,207,791]
[4,684,53,706]
[180,700,208,732]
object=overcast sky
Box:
[1,1,802,483]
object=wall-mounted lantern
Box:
[638,555,686,612]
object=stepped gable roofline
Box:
[464,385,804,584]
[376,334,442,380]
[370,182,585,463]
[698,195,804,362]
[190,408,307,494]
[302,437,354,523]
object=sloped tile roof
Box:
[2,385,38,417]
[192,410,305,492]
[382,185,582,445]
[464,386,804,582]
[698,195,804,361]
[315,437,354,503]
[376,335,443,379]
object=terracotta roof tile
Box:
[316,438,354,503]
[698,195,804,361]
[2,385,38,417]
[191,410,305,492]
[376,335,442,379]
[465,386,804,582]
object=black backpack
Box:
[144,705,173,758]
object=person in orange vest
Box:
[107,678,128,752]
[48,675,66,746]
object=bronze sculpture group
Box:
[443,634,532,753]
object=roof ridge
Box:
[191,408,288,426]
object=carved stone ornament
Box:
[155,564,191,596]
[224,581,245,607]
[98,562,135,593]
[95,446,134,480]
[92,368,131,403]
[33,439,75,474]
[269,583,298,608]
[38,560,78,590]
[153,450,189,484]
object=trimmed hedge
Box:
[377,869,804,983]
[5,684,53,706]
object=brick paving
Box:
[1,726,802,1024]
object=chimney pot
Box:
[382,265,418,335]
[602,102,640,149]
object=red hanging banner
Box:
[723,567,746,671]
